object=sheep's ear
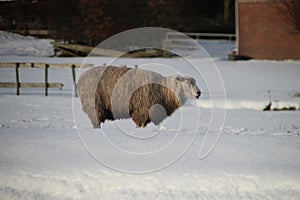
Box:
[175,75,184,82]
[183,76,195,83]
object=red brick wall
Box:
[238,1,300,60]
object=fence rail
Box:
[163,32,236,55]
[0,62,92,68]
[0,82,63,89]
[184,32,236,40]
[164,32,236,40]
[0,62,93,96]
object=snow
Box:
[1,31,300,199]
[0,31,54,57]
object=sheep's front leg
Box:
[135,121,150,128]
[131,111,150,128]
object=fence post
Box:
[15,63,20,95]
[45,64,49,96]
[72,64,78,97]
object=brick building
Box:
[236,0,300,60]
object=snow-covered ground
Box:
[0,31,54,57]
[0,31,300,199]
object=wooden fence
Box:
[0,62,93,96]
[163,32,236,51]
[184,32,236,41]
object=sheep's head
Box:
[167,75,201,105]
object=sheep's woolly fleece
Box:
[77,66,201,128]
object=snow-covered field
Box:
[0,31,300,199]
[0,31,54,57]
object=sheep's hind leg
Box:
[91,120,101,128]
[89,110,103,128]
[90,113,101,128]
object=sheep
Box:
[77,66,201,128]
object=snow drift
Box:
[0,31,54,57]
